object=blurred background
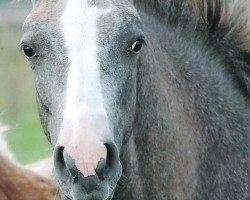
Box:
[0,0,51,164]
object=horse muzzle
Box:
[53,143,122,200]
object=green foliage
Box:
[0,6,51,164]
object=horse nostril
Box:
[96,142,120,180]
[63,150,79,180]
[105,142,119,168]
[54,146,66,170]
[53,146,79,183]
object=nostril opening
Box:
[53,146,74,199]
[104,142,119,168]
[54,146,79,183]
[54,146,66,170]
[96,143,119,181]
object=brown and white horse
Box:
[0,124,59,200]
[20,0,249,199]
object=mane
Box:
[0,123,14,161]
[134,0,250,49]
[134,0,250,93]
[191,0,250,51]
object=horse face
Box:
[21,0,143,199]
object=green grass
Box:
[0,5,51,164]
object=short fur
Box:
[21,0,250,199]
[0,124,59,200]
[133,0,250,93]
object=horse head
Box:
[21,0,143,199]
[21,0,250,200]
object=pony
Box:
[0,123,59,200]
[20,0,250,199]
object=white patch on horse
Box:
[58,0,111,177]
[0,124,15,161]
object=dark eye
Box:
[129,39,145,54]
[21,44,37,59]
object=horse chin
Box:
[58,179,113,200]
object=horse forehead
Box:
[23,1,62,29]
[27,0,137,23]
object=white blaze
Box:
[58,0,111,177]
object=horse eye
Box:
[129,39,144,54]
[22,45,37,59]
